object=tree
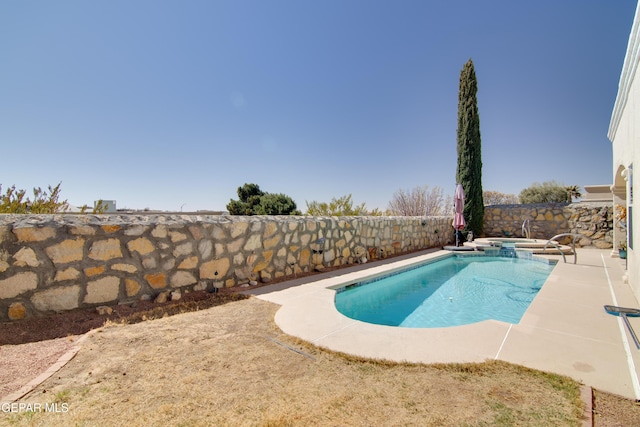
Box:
[0,182,69,214]
[456,59,484,236]
[565,185,582,203]
[305,194,380,216]
[226,183,263,215]
[387,185,449,216]
[227,183,300,215]
[483,191,519,206]
[237,183,263,203]
[255,193,300,215]
[519,181,570,204]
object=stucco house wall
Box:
[608,1,640,299]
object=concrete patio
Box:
[247,248,640,400]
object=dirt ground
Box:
[0,289,248,346]
[0,298,579,426]
[2,259,640,425]
[0,290,248,400]
[0,296,636,426]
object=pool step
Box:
[471,242,573,255]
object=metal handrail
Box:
[543,233,581,264]
[522,219,531,239]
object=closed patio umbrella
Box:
[453,184,465,246]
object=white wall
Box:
[608,1,640,299]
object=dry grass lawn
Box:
[1,297,636,426]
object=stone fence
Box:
[0,203,614,321]
[0,214,452,321]
[483,202,613,248]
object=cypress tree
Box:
[456,59,484,237]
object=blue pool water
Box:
[334,254,556,328]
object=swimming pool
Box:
[334,254,556,328]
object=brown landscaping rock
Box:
[96,306,114,315]
[260,271,272,283]
[193,281,207,291]
[0,290,249,345]
[8,302,27,320]
[154,291,170,304]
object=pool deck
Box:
[246,248,640,400]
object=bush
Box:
[388,185,448,216]
[227,183,301,215]
[306,194,380,216]
[518,181,569,204]
[0,182,69,213]
[483,191,519,205]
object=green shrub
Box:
[519,181,572,204]
[227,183,301,215]
[306,194,380,216]
[0,182,69,214]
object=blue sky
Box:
[1,1,636,212]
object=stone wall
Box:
[0,214,452,321]
[483,202,613,248]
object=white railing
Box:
[543,233,581,264]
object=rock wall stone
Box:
[483,202,613,248]
[0,214,452,321]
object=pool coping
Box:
[330,251,556,327]
[246,248,640,400]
